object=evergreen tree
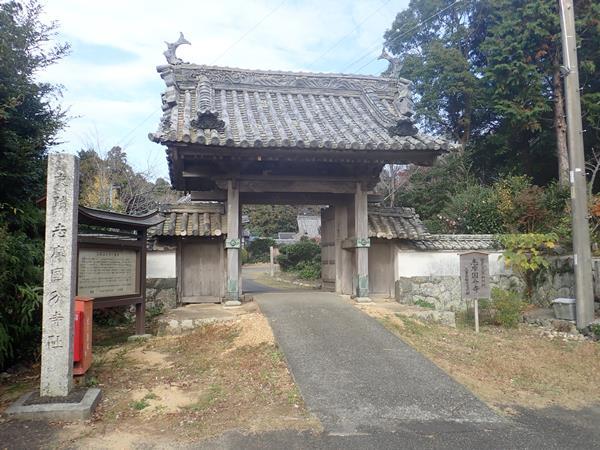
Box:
[0,1,68,368]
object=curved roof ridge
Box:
[157,62,412,84]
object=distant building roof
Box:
[150,64,455,154]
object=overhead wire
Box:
[306,0,394,69]
[115,0,463,153]
[341,0,464,73]
[114,0,287,151]
[211,0,287,65]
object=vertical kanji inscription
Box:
[40,153,79,397]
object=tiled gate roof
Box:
[150,64,455,152]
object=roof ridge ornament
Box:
[193,75,225,131]
[377,48,418,137]
[378,48,403,78]
[163,32,190,65]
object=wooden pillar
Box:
[334,204,352,295]
[355,182,370,299]
[135,229,147,335]
[225,180,241,306]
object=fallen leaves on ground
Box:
[360,304,600,412]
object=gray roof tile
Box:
[408,234,500,251]
[368,207,428,240]
[150,64,457,152]
[150,203,226,238]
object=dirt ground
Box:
[358,303,600,413]
[0,312,320,448]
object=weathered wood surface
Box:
[181,241,223,302]
[355,182,369,298]
[225,180,241,304]
[368,241,393,296]
[215,178,360,194]
[320,208,336,291]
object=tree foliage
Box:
[384,0,600,185]
[0,1,68,369]
[244,205,298,238]
[276,238,321,280]
[396,156,570,236]
[78,146,178,214]
[497,233,559,300]
[246,238,275,263]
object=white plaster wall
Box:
[395,250,508,278]
[147,250,176,279]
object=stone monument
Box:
[6,153,101,420]
[40,153,79,397]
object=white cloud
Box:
[40,0,408,179]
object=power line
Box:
[342,0,464,73]
[306,0,393,69]
[114,1,287,151]
[116,108,161,149]
[211,0,287,65]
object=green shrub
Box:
[93,306,132,327]
[240,247,249,264]
[0,222,44,369]
[277,239,321,272]
[413,299,435,309]
[438,183,503,234]
[488,288,526,328]
[296,260,321,280]
[497,233,558,301]
[246,238,275,263]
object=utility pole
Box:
[558,0,595,328]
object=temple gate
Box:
[150,36,454,304]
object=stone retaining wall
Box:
[146,278,177,311]
[395,257,579,311]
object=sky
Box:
[40,0,409,181]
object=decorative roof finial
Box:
[378,48,403,78]
[163,32,191,65]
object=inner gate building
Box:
[149,37,455,305]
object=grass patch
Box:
[187,384,224,412]
[54,315,320,447]
[268,348,285,364]
[369,308,600,410]
[413,299,435,309]
[130,398,150,411]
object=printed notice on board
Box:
[77,249,138,298]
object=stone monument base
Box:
[354,296,373,304]
[5,388,101,421]
[127,333,153,342]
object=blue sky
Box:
[41,0,409,181]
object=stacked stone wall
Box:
[146,278,177,311]
[395,257,584,311]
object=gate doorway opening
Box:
[150,59,452,306]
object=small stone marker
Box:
[40,153,79,397]
[460,251,490,333]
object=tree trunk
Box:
[552,63,570,185]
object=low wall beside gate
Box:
[394,251,588,311]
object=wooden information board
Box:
[77,248,139,298]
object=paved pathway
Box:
[256,291,500,435]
